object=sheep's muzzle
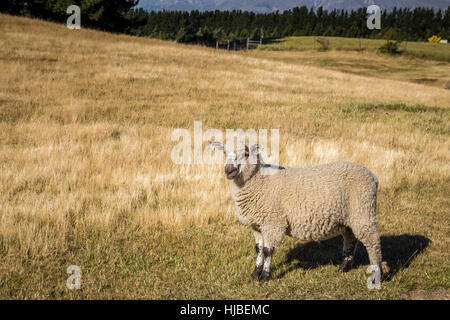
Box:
[225,165,238,180]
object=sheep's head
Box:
[209,142,262,180]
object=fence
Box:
[247,38,263,49]
[272,37,411,52]
[215,37,263,51]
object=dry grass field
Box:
[0,14,449,299]
[251,49,450,89]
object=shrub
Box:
[316,37,330,51]
[378,40,401,55]
[428,35,441,43]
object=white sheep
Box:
[210,142,382,284]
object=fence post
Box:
[313,37,315,49]
[247,38,249,50]
[227,40,230,50]
[234,41,236,50]
[216,40,218,50]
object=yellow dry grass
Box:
[252,48,450,89]
[1,13,449,251]
[0,14,449,299]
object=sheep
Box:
[209,141,382,284]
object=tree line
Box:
[1,0,138,32]
[1,1,449,45]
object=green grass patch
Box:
[262,36,450,62]
[341,103,447,114]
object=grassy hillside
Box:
[244,49,450,90]
[262,36,450,62]
[0,14,449,299]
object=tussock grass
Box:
[0,14,449,299]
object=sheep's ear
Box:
[209,141,225,152]
[250,144,263,156]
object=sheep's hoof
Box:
[338,257,354,273]
[251,266,263,279]
[258,271,271,282]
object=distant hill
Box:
[137,0,450,13]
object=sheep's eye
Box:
[236,153,247,164]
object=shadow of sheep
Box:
[277,234,430,281]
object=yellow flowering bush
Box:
[428,35,441,43]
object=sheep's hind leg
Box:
[355,227,383,279]
[251,230,264,279]
[339,227,357,273]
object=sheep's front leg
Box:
[259,247,274,281]
[251,231,264,279]
[339,227,357,273]
[258,224,285,281]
